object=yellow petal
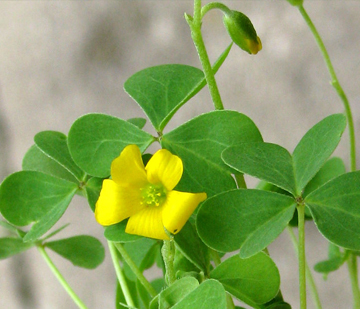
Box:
[95,179,144,226]
[125,206,169,240]
[145,149,183,191]
[111,145,147,186]
[162,190,207,235]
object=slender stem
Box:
[298,5,356,172]
[37,245,89,309]
[298,5,360,306]
[287,226,322,309]
[201,2,231,19]
[162,239,176,286]
[235,173,247,189]
[347,253,360,309]
[297,204,307,309]
[211,249,222,267]
[187,0,224,110]
[113,242,157,298]
[108,241,135,308]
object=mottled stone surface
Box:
[0,1,359,308]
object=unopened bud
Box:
[223,10,262,55]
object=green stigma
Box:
[141,183,167,207]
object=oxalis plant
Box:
[0,1,359,309]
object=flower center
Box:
[141,183,167,207]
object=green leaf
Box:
[171,279,226,309]
[104,220,143,243]
[222,142,296,195]
[0,237,35,259]
[293,114,346,194]
[22,144,78,184]
[34,131,85,181]
[210,253,280,306]
[303,157,346,198]
[124,44,232,133]
[68,113,154,178]
[0,171,78,242]
[124,64,204,132]
[162,111,262,196]
[196,189,296,257]
[305,171,360,250]
[314,243,346,277]
[127,117,146,129]
[149,276,199,309]
[174,220,210,275]
[84,177,103,212]
[45,235,105,269]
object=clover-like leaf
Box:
[196,189,296,257]
[0,171,78,242]
[45,235,105,269]
[34,131,85,181]
[0,237,35,259]
[210,253,280,306]
[305,171,360,250]
[162,111,262,196]
[293,114,346,194]
[124,43,232,132]
[150,276,199,309]
[171,279,226,309]
[68,113,154,178]
[222,142,296,195]
[22,144,78,184]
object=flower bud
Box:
[285,0,304,6]
[223,10,262,55]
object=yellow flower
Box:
[95,145,207,240]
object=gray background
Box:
[0,1,359,308]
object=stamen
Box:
[141,183,167,207]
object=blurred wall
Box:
[0,1,359,308]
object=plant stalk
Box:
[162,239,176,286]
[347,253,360,309]
[297,204,307,309]
[37,245,89,309]
[108,241,135,307]
[287,226,322,309]
[298,5,356,172]
[113,242,157,298]
[187,0,225,110]
[298,5,360,306]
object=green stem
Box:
[108,241,135,308]
[210,249,222,267]
[201,2,231,19]
[298,5,356,172]
[37,245,89,309]
[287,226,322,309]
[298,5,360,306]
[113,242,157,298]
[162,239,176,286]
[297,204,307,309]
[347,253,360,309]
[186,0,224,110]
[235,173,247,189]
